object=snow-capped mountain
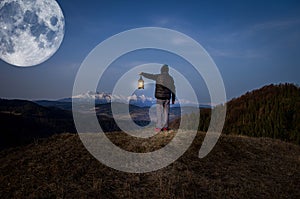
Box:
[127,94,156,107]
[59,91,156,107]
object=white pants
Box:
[156,99,170,129]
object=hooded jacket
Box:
[141,72,176,102]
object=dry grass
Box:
[0,131,299,198]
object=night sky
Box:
[1,0,299,103]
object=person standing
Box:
[140,64,176,132]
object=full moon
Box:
[0,0,65,67]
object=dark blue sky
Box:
[1,0,299,102]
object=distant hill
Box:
[35,100,184,131]
[34,100,72,110]
[0,99,76,149]
[0,99,182,149]
[0,132,299,198]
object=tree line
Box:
[180,83,300,144]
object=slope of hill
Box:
[0,131,299,198]
[34,100,72,110]
[0,99,76,149]
[224,83,300,144]
[176,83,300,144]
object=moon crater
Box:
[0,0,65,67]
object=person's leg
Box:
[162,99,170,129]
[156,99,163,130]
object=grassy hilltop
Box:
[1,131,299,198]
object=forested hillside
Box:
[224,83,299,144]
[180,83,300,144]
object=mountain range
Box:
[59,91,159,107]
[36,91,210,109]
